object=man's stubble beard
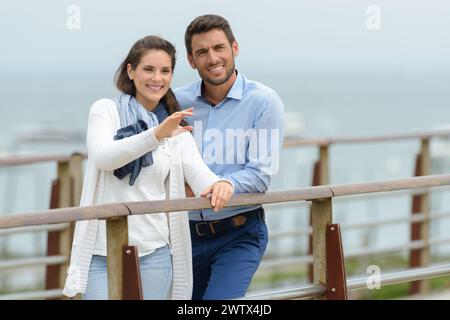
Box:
[198,60,236,86]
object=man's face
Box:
[188,28,239,86]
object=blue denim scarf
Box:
[113,93,169,185]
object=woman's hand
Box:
[154,107,193,141]
[200,181,234,212]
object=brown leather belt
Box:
[190,208,264,238]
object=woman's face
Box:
[127,49,173,111]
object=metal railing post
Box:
[311,197,333,299]
[122,245,143,300]
[107,216,129,300]
[409,138,431,294]
[326,223,347,299]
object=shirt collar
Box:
[225,71,243,101]
[194,70,244,102]
[194,80,202,99]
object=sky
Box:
[1,0,450,74]
[1,0,450,143]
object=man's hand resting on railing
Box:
[200,181,234,212]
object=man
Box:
[175,14,285,300]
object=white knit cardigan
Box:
[63,99,228,299]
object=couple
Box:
[63,14,285,300]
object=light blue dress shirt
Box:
[175,72,285,221]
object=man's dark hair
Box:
[185,14,236,55]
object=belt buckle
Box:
[208,220,221,236]
[194,221,209,236]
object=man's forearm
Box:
[222,169,270,194]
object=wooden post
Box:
[46,154,84,298]
[311,198,333,299]
[67,153,84,299]
[409,138,431,295]
[318,145,330,186]
[107,217,129,300]
[45,179,61,293]
[69,153,84,207]
[308,144,330,283]
[51,160,73,293]
[326,223,347,300]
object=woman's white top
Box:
[63,98,232,299]
[93,138,172,257]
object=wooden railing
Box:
[0,153,85,298]
[1,174,450,299]
[283,129,450,294]
[1,129,450,298]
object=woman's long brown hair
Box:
[115,35,188,126]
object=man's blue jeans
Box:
[190,207,268,300]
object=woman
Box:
[63,36,234,300]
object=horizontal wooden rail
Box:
[0,129,450,166]
[268,211,450,239]
[245,263,450,300]
[0,289,64,300]
[258,236,450,270]
[1,175,450,230]
[241,284,326,300]
[269,186,450,211]
[283,129,450,148]
[0,255,67,270]
[0,154,85,167]
[0,203,131,229]
[347,263,450,291]
[0,223,69,236]
[329,175,450,197]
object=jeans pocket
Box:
[249,222,268,252]
[258,223,269,250]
